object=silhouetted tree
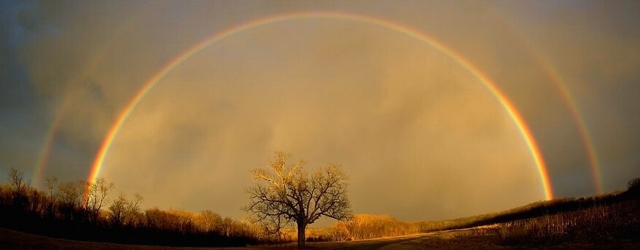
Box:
[0,171,257,247]
[8,168,27,194]
[57,181,81,206]
[245,152,351,248]
[125,193,143,225]
[108,192,143,227]
[8,168,28,210]
[45,176,58,198]
[86,178,114,222]
[109,193,128,226]
[43,176,59,217]
[56,180,87,221]
[628,177,640,195]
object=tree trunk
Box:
[297,221,306,249]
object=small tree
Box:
[628,177,640,195]
[108,192,143,227]
[86,178,114,222]
[109,193,128,226]
[8,168,28,209]
[8,168,26,194]
[196,210,224,233]
[45,176,58,199]
[245,152,351,248]
[44,176,59,216]
[57,181,85,221]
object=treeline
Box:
[0,168,263,247]
[418,177,640,233]
[0,168,421,246]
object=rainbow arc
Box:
[85,11,554,200]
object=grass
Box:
[418,189,637,233]
[0,226,429,250]
[0,227,240,250]
[495,198,640,246]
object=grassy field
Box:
[381,227,640,250]
[418,189,639,233]
[0,227,430,250]
[0,227,261,250]
[4,225,640,250]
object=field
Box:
[3,225,640,250]
[0,227,423,250]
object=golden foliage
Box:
[322,214,419,241]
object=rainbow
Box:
[86,11,554,200]
[31,2,166,189]
[538,60,603,194]
[32,51,108,189]
[492,18,603,194]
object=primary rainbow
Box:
[87,11,554,200]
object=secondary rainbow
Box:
[87,11,554,200]
[539,59,603,194]
[494,19,603,194]
[32,51,108,189]
[32,2,167,189]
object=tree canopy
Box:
[245,151,351,248]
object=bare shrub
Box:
[628,178,640,195]
[497,200,640,246]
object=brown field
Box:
[0,227,416,250]
[3,226,640,250]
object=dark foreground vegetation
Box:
[0,168,261,247]
[419,178,640,247]
[1,166,639,248]
[494,197,640,246]
[418,178,640,234]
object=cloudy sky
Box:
[1,0,639,222]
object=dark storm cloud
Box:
[0,0,55,181]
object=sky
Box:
[1,0,639,223]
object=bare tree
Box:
[125,193,143,225]
[56,181,87,221]
[57,181,83,207]
[197,210,224,233]
[109,192,143,227]
[245,152,351,248]
[45,176,58,198]
[86,178,114,222]
[44,176,58,216]
[8,168,26,194]
[8,168,29,209]
[109,192,128,226]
